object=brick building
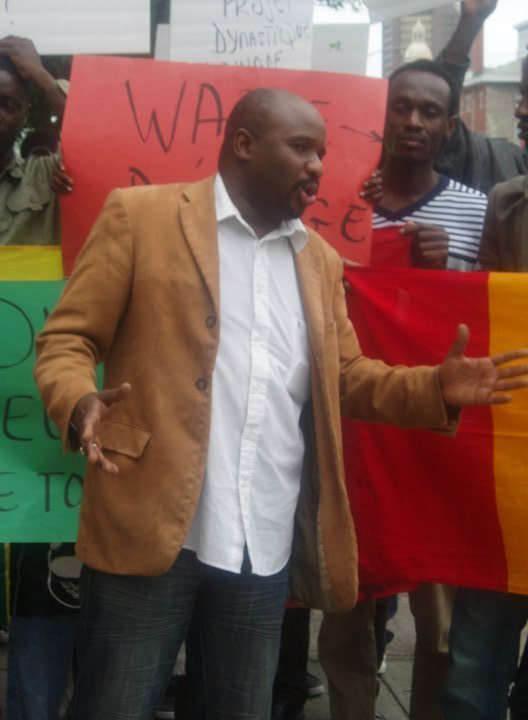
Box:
[459,19,528,144]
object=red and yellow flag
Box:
[343,266,528,597]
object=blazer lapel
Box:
[180,177,220,314]
[295,236,325,373]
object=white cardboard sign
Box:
[0,0,150,55]
[169,0,313,70]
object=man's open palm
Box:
[439,324,528,407]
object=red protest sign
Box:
[60,56,386,274]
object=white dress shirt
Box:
[184,174,311,576]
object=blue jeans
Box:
[7,614,78,720]
[66,549,290,720]
[443,588,528,720]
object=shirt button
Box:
[196,378,208,391]
[205,315,216,329]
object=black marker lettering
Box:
[125,80,188,154]
[3,395,34,441]
[192,84,225,144]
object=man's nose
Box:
[307,152,324,178]
[405,108,423,128]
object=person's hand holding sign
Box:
[71,383,131,474]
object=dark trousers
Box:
[273,607,310,710]
[66,549,290,720]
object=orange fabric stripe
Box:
[489,273,528,593]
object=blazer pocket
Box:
[99,420,152,459]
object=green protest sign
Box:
[0,281,84,541]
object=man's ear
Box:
[233,128,256,161]
[444,115,458,140]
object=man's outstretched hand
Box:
[439,325,528,408]
[71,382,131,474]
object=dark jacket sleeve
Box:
[479,176,528,271]
[435,55,528,193]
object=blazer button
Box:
[205,315,217,329]
[196,378,208,391]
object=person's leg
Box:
[186,555,290,720]
[318,599,378,720]
[272,606,311,717]
[66,549,202,720]
[409,583,456,720]
[510,636,528,719]
[373,596,393,671]
[7,613,78,720]
[443,588,528,720]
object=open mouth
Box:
[297,181,319,207]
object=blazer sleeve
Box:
[332,259,451,430]
[34,189,135,449]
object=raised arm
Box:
[0,35,67,117]
[441,1,498,68]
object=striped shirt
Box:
[372,175,487,271]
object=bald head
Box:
[220,88,323,164]
[224,88,279,145]
[217,87,326,238]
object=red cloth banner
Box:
[60,56,387,274]
[344,266,528,597]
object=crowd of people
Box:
[1,0,528,719]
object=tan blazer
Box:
[34,177,449,611]
[479,175,528,272]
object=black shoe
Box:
[306,671,324,698]
[271,701,305,720]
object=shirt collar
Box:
[0,151,25,181]
[214,173,308,254]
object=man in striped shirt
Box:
[375,58,489,720]
[319,59,488,720]
[372,59,487,273]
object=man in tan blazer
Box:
[34,88,527,720]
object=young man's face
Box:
[0,69,27,161]
[384,70,456,164]
[515,58,528,146]
[239,94,327,232]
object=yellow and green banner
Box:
[0,247,82,542]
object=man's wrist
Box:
[28,65,56,93]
